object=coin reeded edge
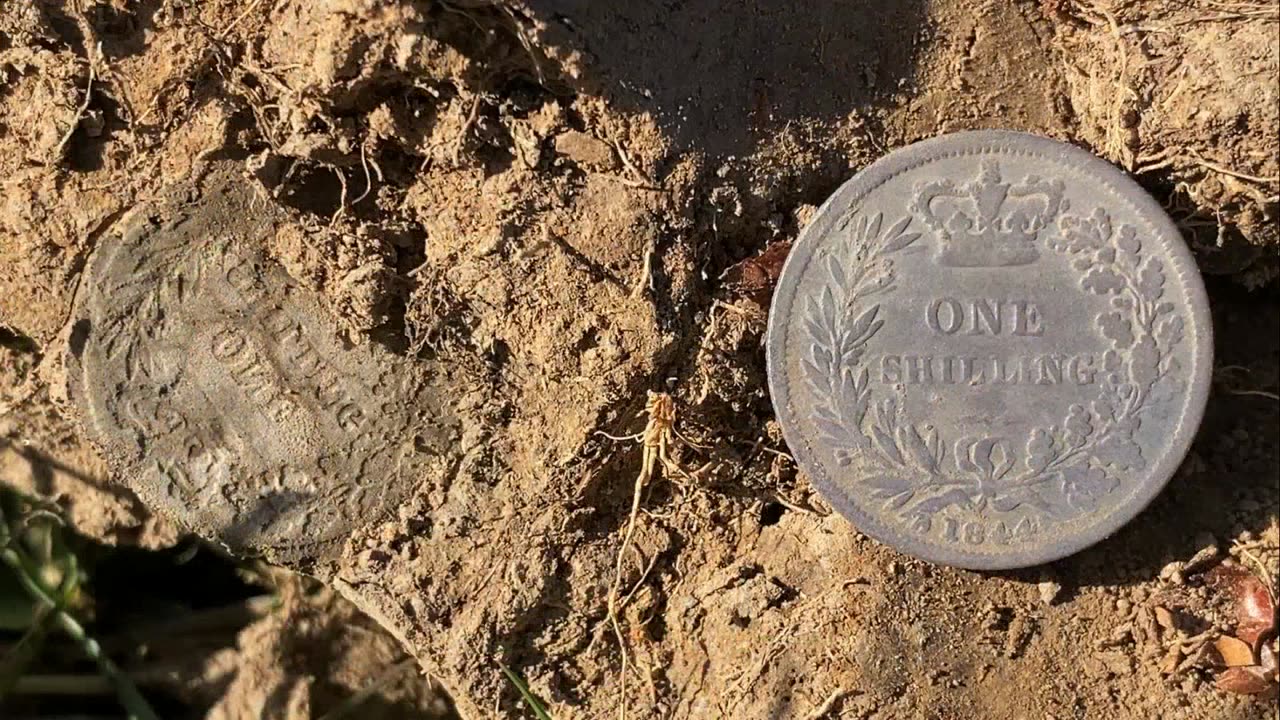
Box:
[766,130,1213,570]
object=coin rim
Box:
[766,130,1213,569]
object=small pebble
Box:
[553,130,617,171]
[1182,538,1220,574]
[1038,580,1062,605]
[1179,675,1198,694]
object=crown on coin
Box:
[913,161,1065,267]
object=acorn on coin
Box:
[766,130,1211,569]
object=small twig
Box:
[351,142,378,206]
[609,443,650,720]
[1224,389,1280,401]
[772,495,825,518]
[632,242,656,299]
[437,0,488,34]
[497,3,548,87]
[1187,149,1280,187]
[760,445,793,460]
[609,140,664,191]
[239,58,297,97]
[9,673,113,695]
[218,0,268,39]
[806,688,850,720]
[595,429,645,442]
[1215,367,1280,400]
[595,170,666,192]
[327,163,350,226]
[1134,156,1178,174]
[0,607,57,699]
[53,45,99,161]
[619,547,660,609]
[711,298,755,317]
[1232,541,1276,592]
[453,93,483,165]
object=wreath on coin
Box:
[800,204,1187,531]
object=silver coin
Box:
[66,180,458,562]
[766,131,1212,569]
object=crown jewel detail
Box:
[913,161,1065,267]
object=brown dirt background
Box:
[2,0,1278,718]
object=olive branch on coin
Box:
[801,205,1187,530]
[119,247,206,388]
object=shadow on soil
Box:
[525,0,931,158]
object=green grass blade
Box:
[0,606,55,700]
[498,658,553,720]
[0,544,161,720]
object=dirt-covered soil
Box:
[2,1,1278,718]
[191,575,457,720]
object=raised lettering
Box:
[968,298,1001,335]
[1068,354,1096,385]
[904,355,933,383]
[224,259,256,293]
[336,404,365,432]
[263,308,302,343]
[1036,355,1063,385]
[963,522,985,544]
[1012,300,1044,336]
[211,326,246,360]
[926,298,1046,336]
[926,298,964,334]
[874,354,1099,386]
[293,343,324,376]
[881,355,902,383]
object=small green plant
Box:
[0,492,160,720]
[497,653,553,720]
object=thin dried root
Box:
[601,392,690,720]
[806,689,850,720]
[1187,148,1280,187]
[1232,537,1277,592]
[631,242,656,299]
[54,43,100,162]
[326,162,351,227]
[453,93,483,165]
[610,139,664,191]
[219,0,268,39]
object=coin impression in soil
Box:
[66,187,457,563]
[767,131,1212,569]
